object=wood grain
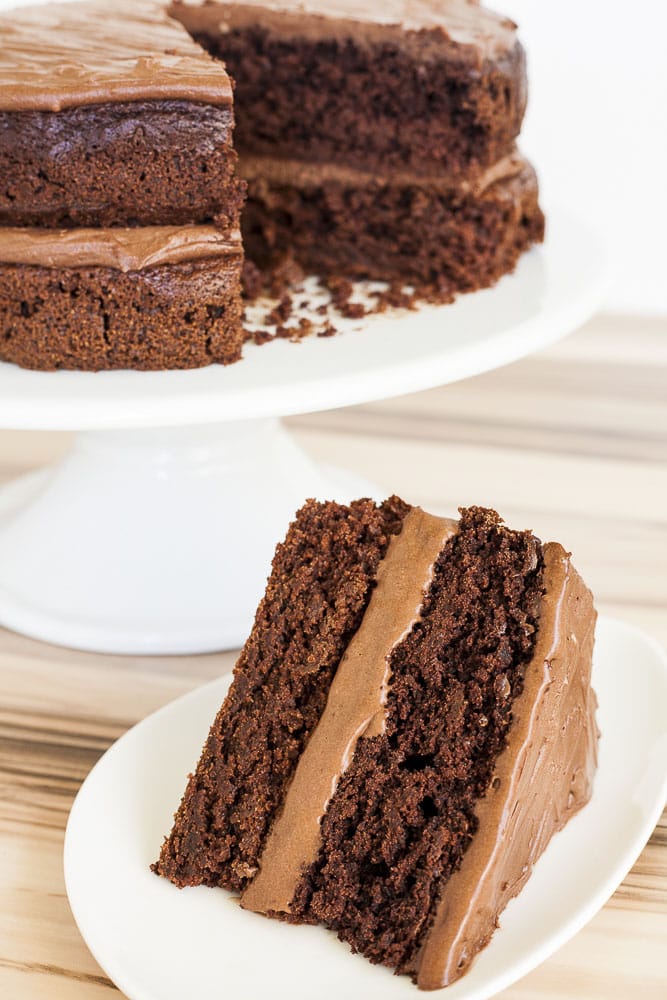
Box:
[1,313,665,998]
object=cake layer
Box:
[0,101,244,229]
[416,541,598,988]
[0,227,244,370]
[239,153,544,289]
[173,0,527,179]
[242,509,597,989]
[0,1,233,112]
[153,497,410,891]
[0,3,244,230]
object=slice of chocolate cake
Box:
[171,0,544,293]
[0,1,245,371]
[154,500,598,989]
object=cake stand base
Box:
[0,420,380,654]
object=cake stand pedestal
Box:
[0,209,608,654]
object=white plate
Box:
[0,209,607,430]
[64,617,667,1000]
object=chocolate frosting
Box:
[172,0,517,60]
[416,542,598,989]
[0,225,242,272]
[0,1,233,112]
[241,508,457,915]
[237,150,529,196]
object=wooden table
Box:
[1,314,665,999]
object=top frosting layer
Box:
[172,0,518,59]
[0,1,233,112]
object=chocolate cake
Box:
[172,0,544,290]
[1,0,543,370]
[154,500,598,989]
[0,1,245,371]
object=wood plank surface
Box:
[1,313,665,998]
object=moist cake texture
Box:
[154,497,409,890]
[172,0,544,292]
[155,500,598,988]
[0,101,243,229]
[0,1,245,371]
[172,0,527,179]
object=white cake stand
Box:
[0,210,607,654]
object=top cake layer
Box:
[172,0,518,59]
[0,0,233,111]
[173,0,527,178]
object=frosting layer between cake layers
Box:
[237,150,529,195]
[0,226,242,272]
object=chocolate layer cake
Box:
[155,501,598,989]
[1,0,542,369]
[172,0,544,291]
[0,1,245,371]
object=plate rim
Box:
[64,616,667,1000]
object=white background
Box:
[503,0,667,315]
[4,0,667,315]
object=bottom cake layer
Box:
[239,153,544,292]
[0,225,244,371]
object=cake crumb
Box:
[242,259,457,348]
